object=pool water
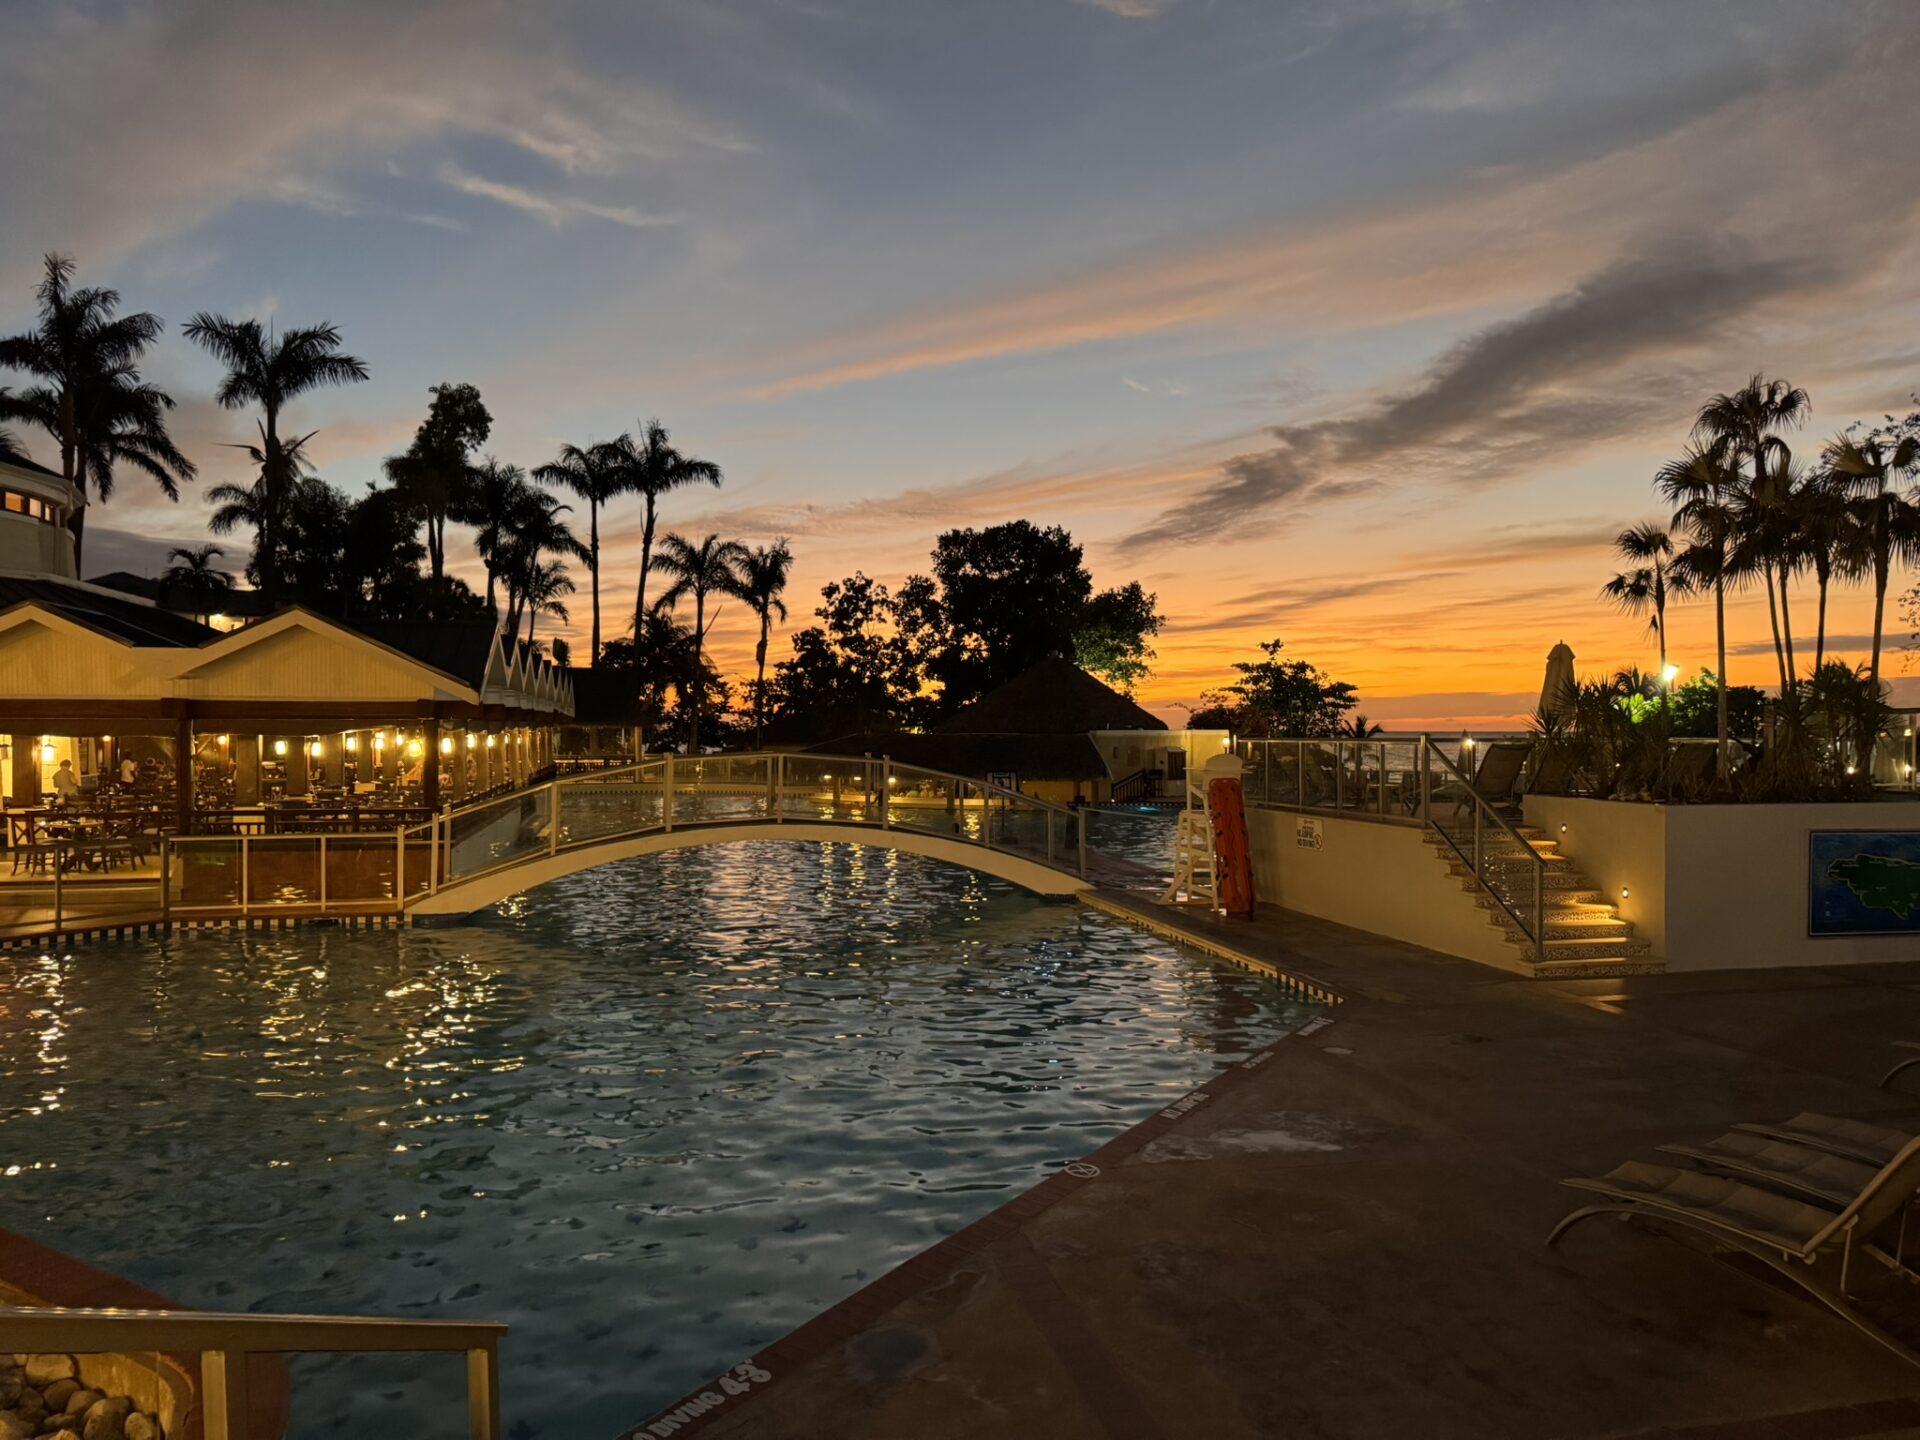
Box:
[0,841,1315,1437]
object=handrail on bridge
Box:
[1234,735,1547,962]
[0,1306,505,1440]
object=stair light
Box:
[1620,886,1630,900]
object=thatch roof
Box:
[936,657,1164,735]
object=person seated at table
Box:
[52,759,82,802]
[120,754,140,786]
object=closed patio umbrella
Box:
[1539,642,1577,722]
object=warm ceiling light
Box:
[40,744,55,764]
[439,737,453,755]
[273,739,288,756]
[485,735,496,749]
[218,734,230,746]
[466,734,477,750]
[309,741,323,758]
[345,735,358,752]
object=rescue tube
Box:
[1207,776,1256,918]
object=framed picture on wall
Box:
[1808,830,1920,937]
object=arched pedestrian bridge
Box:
[407,754,1101,918]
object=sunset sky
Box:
[4,0,1917,725]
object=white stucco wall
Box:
[1244,808,1523,972]
[1524,794,1920,971]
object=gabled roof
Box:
[0,576,218,647]
[0,452,64,481]
[935,657,1165,735]
[347,620,499,690]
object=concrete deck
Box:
[630,897,1920,1440]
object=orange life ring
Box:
[1207,776,1256,918]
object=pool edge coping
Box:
[620,899,1344,1440]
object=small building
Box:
[89,570,274,633]
[0,577,573,835]
[810,657,1229,804]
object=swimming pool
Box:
[0,841,1316,1437]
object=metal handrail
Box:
[0,1306,504,1440]
[1421,742,1547,960]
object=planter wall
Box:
[1523,794,1920,971]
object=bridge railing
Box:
[147,755,1088,918]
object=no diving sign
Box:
[1296,817,1323,850]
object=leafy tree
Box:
[384,382,490,611]
[1664,669,1763,741]
[1824,429,1920,695]
[0,253,196,565]
[182,311,367,602]
[650,532,748,753]
[1197,639,1359,737]
[893,521,1162,711]
[769,573,918,739]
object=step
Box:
[1491,913,1635,942]
[1448,863,1591,890]
[1470,888,1607,911]
[1530,935,1654,961]
[1527,954,1666,979]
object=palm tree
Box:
[161,543,233,622]
[463,458,533,617]
[0,254,195,566]
[182,312,367,602]
[1600,521,1691,676]
[1823,432,1920,693]
[651,532,748,754]
[518,559,574,647]
[735,539,794,747]
[496,490,586,641]
[533,439,625,664]
[205,425,320,581]
[1660,441,1740,777]
[609,421,723,671]
[1790,463,1857,673]
[1692,375,1810,690]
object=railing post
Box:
[1077,812,1087,878]
[395,826,405,914]
[1295,741,1305,810]
[1533,856,1546,963]
[53,843,63,933]
[468,1344,501,1440]
[1419,735,1431,825]
[1334,742,1344,810]
[201,1349,249,1440]
[664,753,676,832]
[548,780,560,856]
[774,754,784,823]
[1045,808,1056,863]
[1378,741,1388,817]
[320,834,329,908]
[1472,800,1482,878]
[881,757,892,828]
[161,841,172,925]
[240,833,250,916]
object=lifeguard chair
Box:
[1163,753,1245,908]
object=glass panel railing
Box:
[446,789,549,881]
[880,768,971,840]
[771,756,880,824]
[556,761,665,846]
[168,838,242,911]
[670,754,775,826]
[247,837,323,907]
[323,834,403,906]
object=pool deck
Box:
[635,894,1920,1440]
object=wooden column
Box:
[286,740,310,798]
[321,737,345,788]
[10,738,38,807]
[173,718,193,835]
[423,716,442,812]
[234,736,261,805]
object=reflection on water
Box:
[0,841,1314,1437]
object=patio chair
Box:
[1659,1130,1882,1208]
[1549,1133,1920,1366]
[1435,741,1530,816]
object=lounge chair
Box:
[1659,1130,1881,1208]
[1732,1112,1916,1167]
[1436,740,1530,816]
[1881,1043,1920,1092]
[1548,1132,1920,1366]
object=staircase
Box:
[1425,821,1660,978]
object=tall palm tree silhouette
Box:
[610,421,722,669]
[183,312,366,602]
[161,543,233,623]
[1659,442,1741,776]
[651,532,748,754]
[1823,432,1920,694]
[736,539,794,747]
[0,254,195,566]
[534,439,626,663]
[1601,521,1691,677]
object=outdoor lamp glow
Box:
[273,740,288,756]
[485,735,496,749]
[408,740,423,757]
[1461,736,1476,749]
[345,735,358,752]
[374,734,386,752]
[1660,663,1680,685]
[40,744,54,763]
[466,734,477,750]
[439,737,454,755]
[309,741,323,759]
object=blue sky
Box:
[3,0,1917,720]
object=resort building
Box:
[0,578,574,840]
[811,656,1228,804]
[0,454,79,579]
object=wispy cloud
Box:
[1074,0,1172,16]
[269,175,465,232]
[435,165,679,230]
